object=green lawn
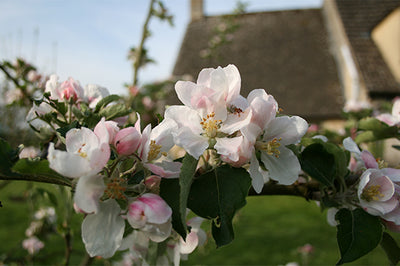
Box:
[1,181,398,265]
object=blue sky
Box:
[0,0,322,95]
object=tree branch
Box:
[248,180,321,201]
[133,0,156,87]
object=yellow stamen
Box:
[256,138,282,158]
[200,112,221,138]
[362,185,384,201]
[78,144,87,158]
[376,158,388,169]
[148,140,162,162]
[105,177,127,200]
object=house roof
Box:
[335,0,400,97]
[172,9,343,122]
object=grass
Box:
[1,181,399,265]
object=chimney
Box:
[191,0,203,21]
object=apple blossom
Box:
[47,118,110,178]
[250,115,308,192]
[376,97,400,126]
[83,83,110,108]
[45,75,84,101]
[22,236,45,255]
[137,118,182,178]
[357,169,398,216]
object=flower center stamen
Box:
[147,140,162,161]
[362,185,384,201]
[256,138,282,158]
[200,112,221,138]
[105,177,127,200]
[376,158,388,169]
[77,144,87,158]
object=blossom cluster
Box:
[25,64,309,262]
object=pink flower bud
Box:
[114,127,141,155]
[127,193,172,229]
[59,77,83,101]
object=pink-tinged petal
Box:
[209,67,229,100]
[175,80,198,107]
[138,124,152,160]
[74,175,105,214]
[220,136,254,167]
[196,67,213,86]
[215,136,244,162]
[392,98,400,118]
[134,112,142,133]
[89,142,110,174]
[220,107,252,135]
[261,147,301,185]
[145,160,182,178]
[222,64,241,103]
[383,220,400,233]
[180,231,199,254]
[361,150,378,169]
[249,153,266,193]
[127,201,147,228]
[82,199,125,258]
[376,113,398,126]
[114,127,141,155]
[93,117,110,145]
[139,193,172,224]
[48,143,91,178]
[361,196,398,216]
[343,137,361,154]
[247,89,278,129]
[383,207,400,225]
[264,116,308,145]
[103,121,119,144]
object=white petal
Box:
[47,143,91,178]
[343,137,361,154]
[261,147,301,185]
[264,116,308,145]
[180,231,198,254]
[173,127,208,160]
[215,136,243,162]
[82,199,125,258]
[142,221,172,242]
[249,153,266,193]
[74,175,105,214]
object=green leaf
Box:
[300,142,348,187]
[188,165,251,247]
[12,159,72,187]
[56,120,80,138]
[0,138,19,176]
[94,94,120,112]
[355,117,399,144]
[98,103,131,120]
[179,154,199,237]
[336,208,383,265]
[380,232,400,266]
[159,178,187,238]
